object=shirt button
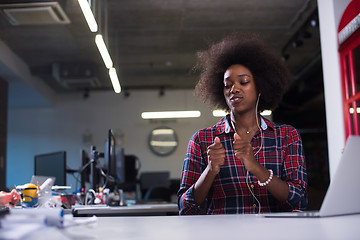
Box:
[253,204,257,207]
[250,184,254,188]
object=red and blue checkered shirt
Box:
[178,115,307,215]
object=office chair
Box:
[140,171,171,202]
[143,186,171,202]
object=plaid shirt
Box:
[178,115,307,215]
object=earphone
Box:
[246,91,263,214]
[230,91,263,213]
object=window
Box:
[340,35,360,138]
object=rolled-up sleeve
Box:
[282,129,308,211]
[177,132,207,215]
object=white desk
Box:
[62,214,359,240]
[3,213,360,240]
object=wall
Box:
[317,0,350,178]
[0,78,8,190]
[6,89,219,192]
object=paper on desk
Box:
[0,222,44,240]
[0,207,97,240]
[8,208,64,228]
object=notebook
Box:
[263,135,360,218]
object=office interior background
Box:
[0,0,354,209]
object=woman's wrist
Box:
[205,164,220,178]
[248,163,269,180]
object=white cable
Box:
[246,170,261,214]
[232,93,263,214]
[250,93,263,214]
[254,93,263,156]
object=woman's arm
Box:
[178,135,225,214]
[193,137,225,205]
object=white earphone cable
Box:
[231,93,263,214]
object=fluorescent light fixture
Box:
[78,0,98,32]
[212,109,272,117]
[109,67,121,93]
[213,110,227,117]
[95,34,113,69]
[349,107,360,114]
[261,110,272,116]
[141,111,201,119]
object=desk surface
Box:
[3,212,359,240]
[62,214,359,240]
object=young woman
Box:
[178,33,307,214]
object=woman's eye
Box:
[224,85,232,89]
[240,81,249,85]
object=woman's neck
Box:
[230,110,259,132]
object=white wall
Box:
[317,0,350,178]
[7,89,219,192]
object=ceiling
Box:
[0,0,321,97]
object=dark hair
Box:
[194,32,290,111]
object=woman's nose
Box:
[230,83,240,93]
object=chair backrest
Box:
[143,186,171,202]
[139,171,170,200]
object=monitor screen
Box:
[115,148,125,184]
[34,151,66,186]
[104,129,116,177]
[80,149,90,189]
[104,129,125,188]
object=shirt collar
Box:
[223,114,271,134]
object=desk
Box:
[65,214,359,240]
[3,213,360,239]
[72,203,179,217]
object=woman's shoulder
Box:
[266,118,301,137]
[272,121,298,131]
[268,120,303,146]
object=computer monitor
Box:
[104,129,126,188]
[34,151,66,186]
[80,149,90,189]
[114,148,125,185]
[104,129,116,177]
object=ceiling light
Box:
[349,107,360,114]
[78,0,98,32]
[212,109,272,117]
[95,34,113,69]
[213,110,227,117]
[260,110,272,116]
[292,39,303,48]
[141,111,201,119]
[109,67,121,93]
[310,19,317,27]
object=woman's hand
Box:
[207,136,226,175]
[233,133,259,172]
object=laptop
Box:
[263,135,360,218]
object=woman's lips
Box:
[230,96,243,103]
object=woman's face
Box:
[223,64,258,115]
